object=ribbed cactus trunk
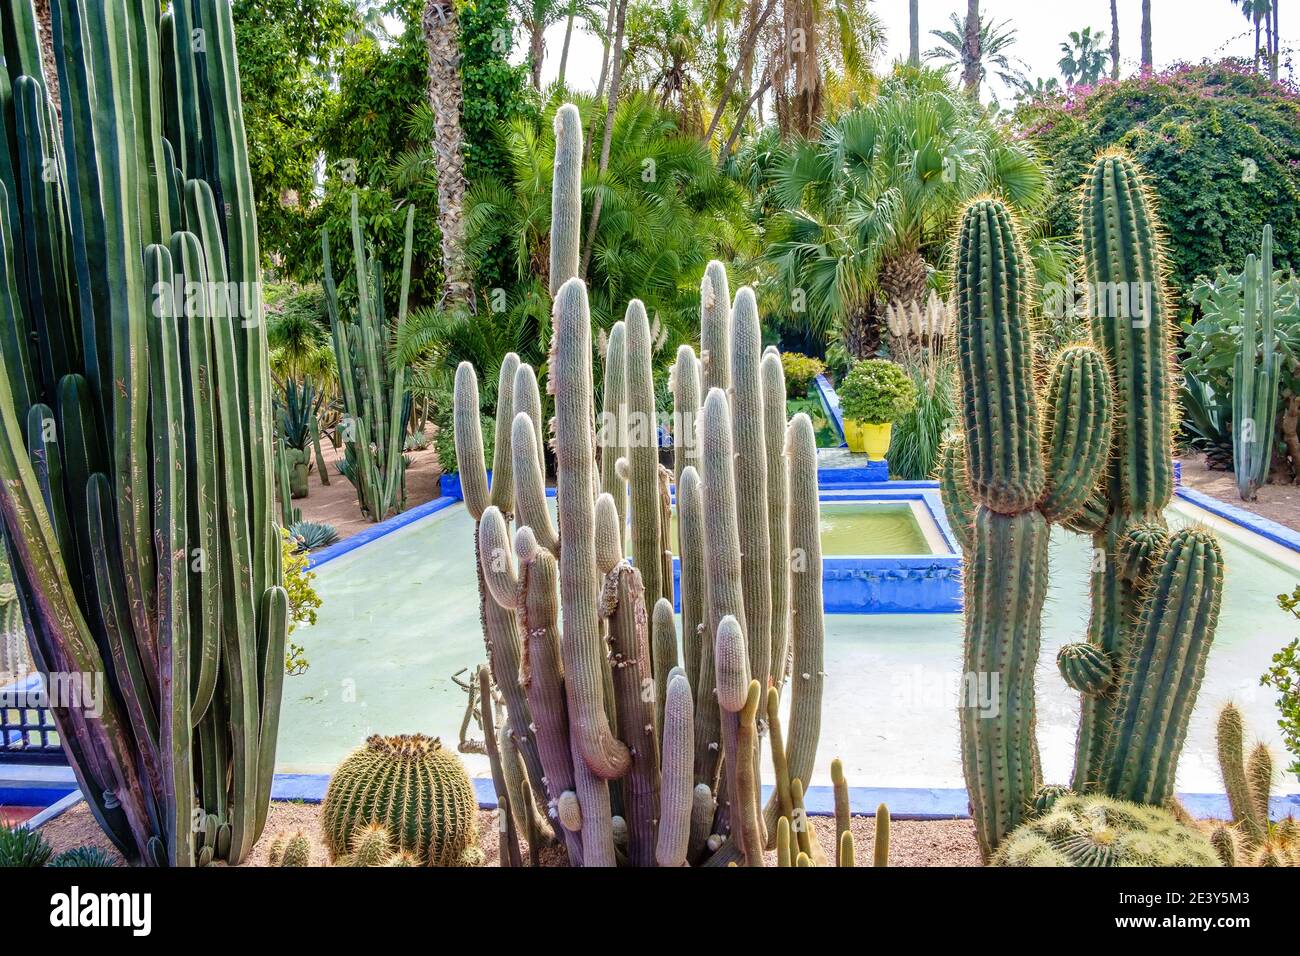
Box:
[944,198,1113,858]
[1232,225,1281,502]
[0,0,287,866]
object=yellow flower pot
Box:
[845,419,892,460]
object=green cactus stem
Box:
[874,804,890,867]
[625,300,665,605]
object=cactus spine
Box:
[945,197,1113,858]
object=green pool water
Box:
[277,497,1300,797]
[657,502,930,557]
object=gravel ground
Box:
[39,800,982,867]
[1178,451,1300,532]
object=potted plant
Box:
[837,358,917,460]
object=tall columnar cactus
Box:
[322,194,413,522]
[943,197,1113,858]
[1232,225,1282,501]
[450,103,825,866]
[1054,152,1226,802]
[0,0,286,866]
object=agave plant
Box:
[287,521,340,552]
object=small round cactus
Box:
[1056,643,1113,696]
[268,831,313,867]
[322,734,480,867]
[1029,784,1072,817]
[993,795,1221,867]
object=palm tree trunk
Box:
[529,22,545,90]
[588,0,619,164]
[722,77,771,159]
[1109,0,1120,79]
[581,0,628,279]
[704,0,778,144]
[557,2,576,88]
[1270,0,1280,82]
[909,0,920,67]
[961,0,981,96]
[1140,0,1152,73]
[423,1,472,308]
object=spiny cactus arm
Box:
[954,199,1044,514]
[513,363,546,482]
[765,685,794,825]
[551,278,630,780]
[677,465,706,705]
[600,320,628,537]
[656,673,694,866]
[699,260,731,393]
[729,287,772,690]
[453,362,491,521]
[734,680,765,866]
[874,804,890,867]
[776,815,792,867]
[1039,346,1113,523]
[839,830,855,867]
[1056,641,1114,696]
[478,668,523,867]
[765,413,823,835]
[489,353,519,514]
[625,300,664,603]
[671,344,700,487]
[652,597,678,736]
[511,413,558,555]
[1209,825,1237,867]
[657,464,674,609]
[549,103,583,294]
[1081,151,1174,517]
[1246,743,1274,833]
[688,782,715,862]
[594,492,622,573]
[514,528,584,864]
[713,613,749,838]
[477,506,518,608]
[937,438,973,551]
[761,350,791,688]
[831,758,850,851]
[602,559,660,866]
[1099,529,1223,804]
[499,723,552,849]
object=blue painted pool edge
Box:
[813,373,848,448]
[1175,486,1300,556]
[306,495,459,569]
[12,773,1300,825]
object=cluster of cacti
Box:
[47,846,118,868]
[1213,704,1299,866]
[450,103,825,866]
[267,831,313,867]
[940,152,1226,860]
[1232,225,1282,501]
[321,734,482,867]
[0,0,287,866]
[0,819,52,867]
[322,194,414,522]
[0,543,28,677]
[993,795,1221,866]
[276,378,327,498]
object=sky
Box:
[528,0,1295,104]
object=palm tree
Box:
[513,0,566,90]
[909,0,920,66]
[622,0,705,128]
[703,0,778,143]
[1059,27,1108,87]
[1109,0,1120,79]
[583,0,630,277]
[767,72,1049,357]
[961,0,980,94]
[1013,75,1061,103]
[927,11,1026,98]
[1140,0,1152,72]
[1232,0,1271,71]
[422,1,472,307]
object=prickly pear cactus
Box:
[322,735,481,867]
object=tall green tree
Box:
[927,9,1025,98]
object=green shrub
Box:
[780,352,827,399]
[887,362,956,480]
[838,359,918,424]
[433,400,494,476]
[1262,585,1300,781]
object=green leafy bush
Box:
[780,352,827,399]
[433,400,495,476]
[838,359,918,424]
[1262,585,1300,781]
[1017,62,1300,305]
[888,362,956,480]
